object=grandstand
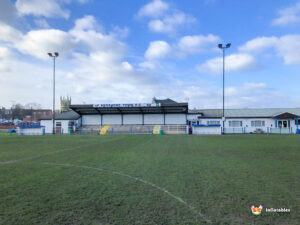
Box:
[69,98,188,135]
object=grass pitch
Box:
[0,135,299,225]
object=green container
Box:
[69,129,73,135]
[159,129,164,135]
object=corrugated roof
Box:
[153,98,177,105]
[70,103,188,115]
[40,110,80,120]
[188,108,300,118]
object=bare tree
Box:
[11,103,24,120]
[24,103,42,109]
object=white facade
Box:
[123,114,143,125]
[103,115,122,125]
[40,120,70,134]
[40,120,52,133]
[82,115,101,125]
[80,113,187,125]
[165,114,186,124]
[17,127,45,136]
[144,114,164,125]
[193,126,221,135]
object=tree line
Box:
[0,103,42,120]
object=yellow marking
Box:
[153,125,161,134]
[100,125,111,135]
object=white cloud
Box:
[223,83,285,108]
[238,36,278,53]
[176,34,220,55]
[0,15,126,61]
[0,46,13,58]
[145,41,171,60]
[197,53,259,74]
[71,15,101,31]
[69,16,125,54]
[276,35,300,65]
[0,22,23,43]
[122,61,133,71]
[15,29,75,60]
[137,0,196,34]
[0,46,14,72]
[239,35,300,65]
[139,61,156,70]
[110,26,130,39]
[148,12,196,34]
[15,0,70,19]
[65,72,75,79]
[34,18,50,28]
[144,34,219,61]
[0,22,76,60]
[179,82,289,109]
[272,1,300,26]
[15,0,89,19]
[137,0,169,18]
[0,15,165,108]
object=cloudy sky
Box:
[1,0,300,109]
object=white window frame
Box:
[251,120,265,127]
[207,120,220,125]
[229,120,243,127]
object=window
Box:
[229,121,242,127]
[295,119,300,125]
[207,120,220,125]
[251,120,265,127]
[56,122,62,127]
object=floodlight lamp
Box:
[226,43,231,48]
[48,53,53,57]
[54,52,59,57]
[218,44,223,49]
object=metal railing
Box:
[223,127,244,134]
[75,125,187,135]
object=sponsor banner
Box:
[93,103,157,108]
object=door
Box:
[278,120,289,128]
[55,121,62,134]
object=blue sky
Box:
[1,0,300,109]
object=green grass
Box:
[0,131,16,136]
[0,135,299,225]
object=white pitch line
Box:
[0,136,126,165]
[41,162,211,224]
[0,144,97,165]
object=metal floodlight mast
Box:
[48,52,59,135]
[218,43,231,134]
